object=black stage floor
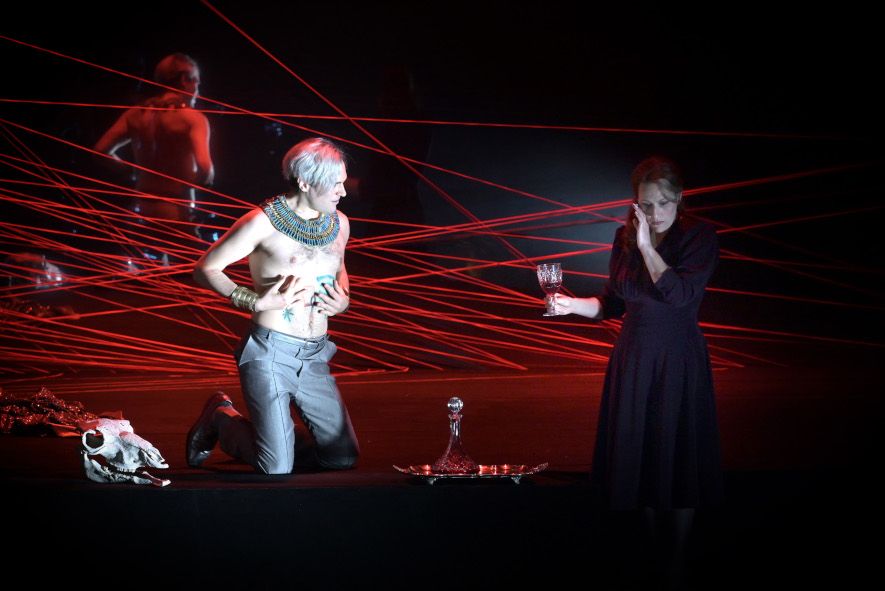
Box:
[3,359,880,589]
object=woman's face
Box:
[637,181,680,235]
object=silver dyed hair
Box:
[281,137,346,194]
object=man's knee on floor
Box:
[255,452,294,475]
[317,449,359,470]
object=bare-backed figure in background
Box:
[95,53,214,223]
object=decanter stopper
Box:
[431,396,478,474]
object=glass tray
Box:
[393,462,548,485]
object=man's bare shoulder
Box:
[337,210,350,241]
[241,205,273,224]
[232,206,275,238]
[180,108,210,125]
[122,106,145,124]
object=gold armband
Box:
[230,285,258,312]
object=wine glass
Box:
[536,263,562,316]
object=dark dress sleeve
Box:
[652,222,719,307]
[598,228,626,320]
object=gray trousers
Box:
[216,324,359,474]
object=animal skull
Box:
[80,418,170,487]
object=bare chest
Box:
[255,231,344,281]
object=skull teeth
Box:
[80,418,170,485]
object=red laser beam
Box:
[3,23,880,385]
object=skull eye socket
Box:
[82,429,106,453]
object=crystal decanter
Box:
[431,397,478,474]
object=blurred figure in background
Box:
[95,53,215,263]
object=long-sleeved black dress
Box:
[591,216,723,510]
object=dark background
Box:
[2,7,883,587]
[2,2,882,362]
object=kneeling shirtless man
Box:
[188,137,359,474]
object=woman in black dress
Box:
[554,157,722,584]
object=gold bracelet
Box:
[230,285,258,312]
